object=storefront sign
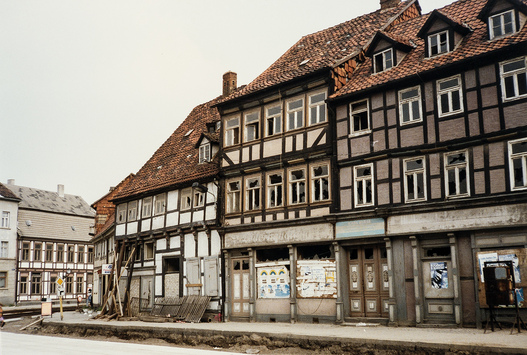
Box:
[102,264,113,275]
[336,218,385,239]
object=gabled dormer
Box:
[417,9,471,58]
[365,31,414,74]
[196,131,219,164]
[478,0,527,40]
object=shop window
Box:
[297,244,334,259]
[445,150,469,197]
[257,247,289,262]
[509,138,527,190]
[424,246,451,258]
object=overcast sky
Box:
[0,0,453,205]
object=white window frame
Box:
[289,168,306,205]
[267,172,283,208]
[311,163,330,202]
[265,104,282,137]
[509,138,527,191]
[286,97,304,131]
[154,193,166,215]
[245,176,261,211]
[354,163,374,207]
[500,57,527,101]
[224,116,240,147]
[226,180,241,214]
[127,201,137,221]
[349,99,370,136]
[116,204,127,224]
[145,242,154,260]
[199,142,211,163]
[1,211,9,229]
[244,111,260,142]
[489,10,516,39]
[399,86,422,124]
[444,150,470,198]
[193,189,205,208]
[0,241,8,258]
[428,30,449,56]
[180,188,192,211]
[404,157,427,203]
[437,75,463,117]
[308,91,327,125]
[373,48,394,73]
[142,197,152,218]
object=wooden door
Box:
[231,257,250,317]
[348,245,389,318]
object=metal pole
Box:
[60,294,63,320]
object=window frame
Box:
[199,142,211,163]
[142,197,152,218]
[0,241,7,258]
[20,276,28,294]
[349,99,370,136]
[180,188,192,211]
[288,168,307,205]
[67,245,75,263]
[57,244,64,262]
[286,97,304,131]
[193,189,205,208]
[428,30,449,57]
[22,242,30,261]
[127,201,137,221]
[437,75,463,117]
[444,150,470,198]
[399,86,422,125]
[489,9,516,39]
[509,138,527,191]
[404,157,427,203]
[1,211,9,228]
[308,90,327,125]
[265,104,282,137]
[267,172,284,209]
[116,204,127,224]
[224,115,240,147]
[34,242,42,262]
[0,271,7,288]
[244,110,260,142]
[373,48,394,73]
[45,243,53,262]
[500,56,527,101]
[154,193,166,216]
[78,246,84,263]
[226,179,241,214]
[31,273,41,295]
[311,163,330,203]
[245,176,261,211]
[354,163,374,207]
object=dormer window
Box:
[489,10,516,39]
[199,142,210,163]
[374,48,393,73]
[428,30,449,56]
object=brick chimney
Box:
[223,71,237,97]
[380,0,400,10]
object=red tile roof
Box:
[220,1,418,103]
[332,0,527,99]
[114,97,222,201]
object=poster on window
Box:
[258,267,290,298]
[430,262,448,289]
[296,260,337,298]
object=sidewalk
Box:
[40,311,527,354]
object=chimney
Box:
[380,0,400,10]
[57,184,65,198]
[223,71,237,97]
[7,179,15,185]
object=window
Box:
[0,272,5,288]
[350,100,370,135]
[34,243,42,261]
[509,139,527,190]
[226,180,241,213]
[404,158,426,202]
[374,48,394,73]
[31,273,41,294]
[88,247,94,263]
[199,142,211,163]
[116,204,127,223]
[445,151,469,197]
[355,164,374,207]
[287,98,304,131]
[145,242,154,260]
[45,243,53,262]
[181,188,192,210]
[142,197,152,218]
[267,173,283,208]
[127,201,137,221]
[0,241,7,258]
[57,244,64,262]
[193,189,205,208]
[245,177,261,211]
[489,10,516,39]
[22,242,30,261]
[154,194,166,215]
[76,276,83,293]
[50,276,57,294]
[312,164,330,202]
[225,116,240,146]
[266,105,282,136]
[289,169,306,205]
[309,91,327,125]
[244,111,260,142]
[67,245,75,262]
[20,276,28,294]
[1,211,9,228]
[399,87,422,124]
[501,57,527,100]
[437,76,463,117]
[78,246,84,263]
[66,276,73,293]
[164,257,180,273]
[428,30,449,56]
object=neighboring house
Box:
[0,183,21,305]
[90,174,134,306]
[5,180,95,303]
[110,76,227,316]
[215,0,422,323]
[330,0,527,326]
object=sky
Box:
[0,0,454,205]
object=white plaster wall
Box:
[184,234,195,258]
[166,211,179,227]
[197,231,208,257]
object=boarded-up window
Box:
[296,260,337,298]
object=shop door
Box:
[231,257,250,318]
[348,245,389,318]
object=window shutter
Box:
[204,256,219,297]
